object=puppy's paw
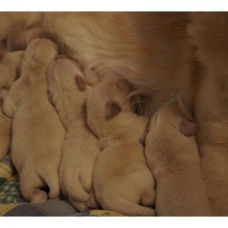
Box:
[30,189,48,203]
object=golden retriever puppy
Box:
[0,50,24,160]
[145,105,211,216]
[0,38,65,203]
[86,80,156,216]
[46,57,100,212]
[188,12,228,215]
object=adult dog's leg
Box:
[188,12,228,215]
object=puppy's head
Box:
[46,57,87,106]
[86,80,132,137]
[20,38,58,66]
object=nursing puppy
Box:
[0,51,24,160]
[86,80,156,216]
[0,38,65,203]
[188,12,228,215]
[46,57,100,212]
[145,105,211,216]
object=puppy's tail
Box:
[104,197,155,216]
[66,183,89,212]
[62,176,89,203]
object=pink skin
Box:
[75,75,86,90]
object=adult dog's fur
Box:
[46,57,100,212]
[145,105,211,215]
[0,38,65,203]
[86,80,156,216]
[188,12,228,215]
[0,12,228,215]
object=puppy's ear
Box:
[179,121,197,137]
[75,75,86,90]
[106,100,121,118]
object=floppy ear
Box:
[179,121,197,137]
[75,75,86,90]
[106,100,121,118]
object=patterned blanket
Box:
[0,153,123,216]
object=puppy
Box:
[0,51,24,160]
[145,105,211,216]
[188,12,228,215]
[86,80,156,216]
[46,57,100,212]
[0,38,65,203]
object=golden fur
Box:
[0,51,24,160]
[0,12,228,215]
[145,105,211,215]
[86,80,155,216]
[188,12,228,215]
[0,38,65,203]
[46,57,100,212]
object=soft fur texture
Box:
[46,57,100,212]
[86,80,156,216]
[0,38,65,203]
[188,12,228,216]
[0,50,24,160]
[0,12,228,215]
[145,105,211,215]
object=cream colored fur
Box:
[0,12,228,215]
[145,105,211,215]
[0,38,65,203]
[46,57,100,212]
[0,50,24,160]
[86,80,156,216]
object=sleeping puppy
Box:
[0,38,65,203]
[0,51,24,160]
[145,105,211,216]
[46,57,100,212]
[86,80,156,216]
[188,12,228,215]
